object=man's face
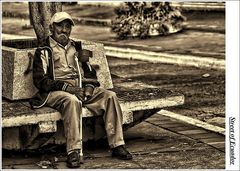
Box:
[51,20,72,46]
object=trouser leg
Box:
[46,91,82,153]
[84,88,125,148]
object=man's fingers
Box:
[76,93,85,102]
[76,95,83,101]
[84,86,94,97]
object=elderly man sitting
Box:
[30,11,132,168]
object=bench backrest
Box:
[2,38,113,100]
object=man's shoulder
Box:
[35,46,52,57]
[37,46,51,50]
[70,38,82,51]
[35,37,52,51]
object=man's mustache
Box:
[59,34,68,39]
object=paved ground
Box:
[2,114,225,169]
[109,57,225,128]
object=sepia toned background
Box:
[1,1,228,169]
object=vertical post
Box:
[74,52,83,162]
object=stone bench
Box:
[2,37,184,150]
[2,88,183,127]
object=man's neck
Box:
[50,36,71,49]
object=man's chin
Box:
[59,38,69,46]
[51,35,69,46]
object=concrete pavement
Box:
[2,113,225,169]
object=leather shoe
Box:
[66,150,80,168]
[112,145,133,160]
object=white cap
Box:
[50,12,75,26]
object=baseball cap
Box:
[50,12,75,26]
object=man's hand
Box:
[66,86,85,101]
[84,86,94,100]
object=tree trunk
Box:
[28,2,62,46]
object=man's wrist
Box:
[62,82,70,91]
[84,84,94,98]
[85,84,95,89]
[65,85,76,93]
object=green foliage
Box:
[111,2,186,39]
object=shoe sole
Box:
[67,161,80,168]
[112,154,133,160]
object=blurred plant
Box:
[111,2,186,39]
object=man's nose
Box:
[62,26,68,32]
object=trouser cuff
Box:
[109,141,125,149]
[67,145,81,154]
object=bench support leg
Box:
[79,112,83,163]
[38,121,57,133]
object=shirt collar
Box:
[49,36,75,50]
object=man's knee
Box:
[63,92,82,108]
[104,90,117,99]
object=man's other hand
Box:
[84,86,94,100]
[66,86,85,101]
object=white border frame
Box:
[226,1,240,170]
